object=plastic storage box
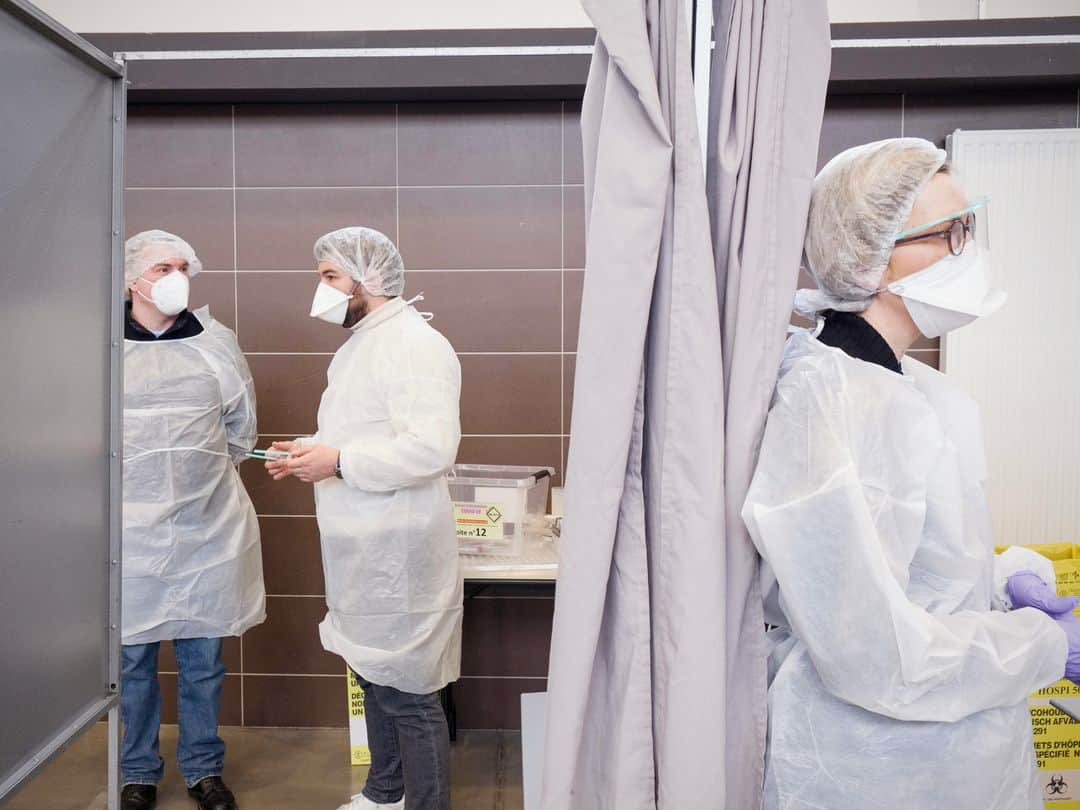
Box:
[447,464,554,556]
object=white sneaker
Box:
[335,793,404,810]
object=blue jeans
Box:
[356,672,451,810]
[120,637,226,788]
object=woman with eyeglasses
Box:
[741,138,1078,809]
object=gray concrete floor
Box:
[5,725,523,810]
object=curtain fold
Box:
[707,2,830,807]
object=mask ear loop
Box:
[405,292,435,321]
[133,273,157,306]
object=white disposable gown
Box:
[123,307,265,644]
[743,329,1067,810]
[309,298,463,695]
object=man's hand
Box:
[286,444,340,484]
[265,440,297,480]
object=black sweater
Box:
[125,301,204,342]
[816,310,902,375]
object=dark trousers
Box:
[355,672,451,810]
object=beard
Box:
[342,292,370,329]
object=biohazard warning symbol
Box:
[1047,774,1068,796]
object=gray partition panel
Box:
[0,1,124,801]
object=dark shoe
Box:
[187,776,238,810]
[121,783,157,810]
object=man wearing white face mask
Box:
[120,230,264,810]
[743,138,1079,809]
[264,226,461,810]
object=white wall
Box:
[32,0,1080,34]
[829,0,1080,22]
[33,0,593,33]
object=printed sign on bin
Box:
[348,668,371,766]
[454,502,505,542]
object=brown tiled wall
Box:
[127,100,583,730]
[129,85,1079,729]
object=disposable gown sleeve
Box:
[212,324,258,465]
[742,367,1066,723]
[339,335,461,493]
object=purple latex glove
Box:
[1006,570,1080,617]
[1054,612,1080,683]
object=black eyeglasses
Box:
[893,212,977,257]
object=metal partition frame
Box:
[0,2,124,806]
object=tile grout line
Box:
[126,183,581,191]
[237,673,347,679]
[195,267,583,274]
[259,591,548,600]
[466,595,555,600]
[244,351,578,356]
[257,593,549,599]
[166,671,546,679]
[232,106,240,336]
[395,103,401,249]
[255,593,553,600]
[456,675,550,681]
[239,634,245,727]
[254,433,573,440]
[232,103,244,727]
[560,100,567,485]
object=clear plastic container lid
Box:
[447,464,555,488]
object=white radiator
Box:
[945,128,1080,546]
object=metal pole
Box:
[107,59,127,810]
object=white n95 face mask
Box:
[309,281,354,325]
[885,243,1007,338]
[137,271,190,316]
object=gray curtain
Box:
[540,0,829,807]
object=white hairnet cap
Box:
[797,137,947,316]
[124,229,203,286]
[314,226,405,297]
